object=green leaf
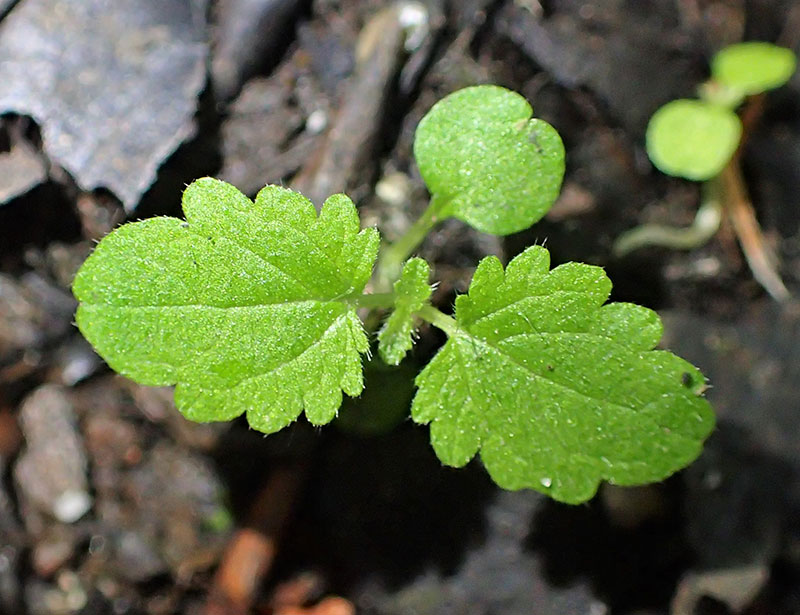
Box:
[412,246,714,504]
[712,42,797,96]
[73,178,379,433]
[646,99,741,181]
[413,85,565,235]
[378,257,432,365]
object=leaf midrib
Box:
[206,210,355,291]
[449,330,696,474]
[465,287,598,329]
[81,295,357,310]
[454,329,691,435]
[199,311,355,393]
[114,308,356,393]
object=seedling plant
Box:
[614,42,797,301]
[73,86,714,504]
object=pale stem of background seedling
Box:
[614,87,790,301]
[613,179,723,257]
[719,157,790,302]
[719,93,790,301]
[376,193,451,290]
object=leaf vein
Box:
[467,289,596,327]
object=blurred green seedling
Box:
[73,86,714,504]
[615,42,797,301]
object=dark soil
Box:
[1,1,800,614]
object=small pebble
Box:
[32,525,77,577]
[14,385,92,525]
[52,490,93,524]
[306,109,328,134]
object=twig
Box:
[292,2,431,206]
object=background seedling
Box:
[614,42,797,301]
[73,86,714,504]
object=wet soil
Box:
[1,1,800,614]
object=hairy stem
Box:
[416,304,458,337]
[376,193,451,290]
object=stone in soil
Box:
[0,0,209,210]
[13,385,92,527]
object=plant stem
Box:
[348,296,460,340]
[719,158,790,302]
[416,304,458,337]
[376,193,451,289]
[612,180,723,257]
